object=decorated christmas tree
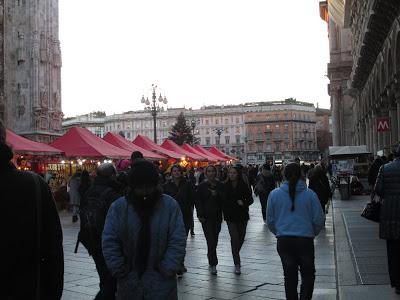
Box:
[168,112,199,145]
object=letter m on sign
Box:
[376,117,390,132]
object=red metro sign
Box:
[376,117,390,132]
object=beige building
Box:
[245,99,318,164]
[64,99,318,163]
[0,1,63,143]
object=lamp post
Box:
[190,118,200,145]
[141,84,168,143]
[213,127,223,148]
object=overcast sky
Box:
[60,0,330,117]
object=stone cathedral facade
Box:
[0,0,62,143]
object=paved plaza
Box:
[60,191,400,300]
[61,196,336,300]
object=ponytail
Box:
[284,163,302,212]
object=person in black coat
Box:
[1,120,64,300]
[368,157,384,189]
[374,146,400,295]
[308,165,332,213]
[254,164,276,222]
[195,165,224,275]
[163,164,195,275]
[223,165,253,274]
[79,163,121,300]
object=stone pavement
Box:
[60,197,336,300]
[333,193,400,299]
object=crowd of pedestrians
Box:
[5,110,400,300]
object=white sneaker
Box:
[234,265,241,275]
[210,265,217,275]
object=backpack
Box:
[78,187,113,253]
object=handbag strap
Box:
[31,173,42,300]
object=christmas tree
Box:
[168,112,199,145]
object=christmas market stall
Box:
[103,132,165,160]
[161,139,207,168]
[49,127,131,181]
[193,144,227,163]
[208,146,238,162]
[132,135,183,171]
[181,143,217,162]
[6,129,63,174]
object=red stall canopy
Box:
[103,132,165,160]
[193,145,226,162]
[6,129,63,155]
[132,135,182,160]
[181,143,216,161]
[161,140,206,161]
[209,146,237,161]
[50,127,130,158]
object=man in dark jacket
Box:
[375,145,400,295]
[79,163,121,300]
[254,164,276,222]
[1,119,64,299]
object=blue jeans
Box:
[277,237,315,300]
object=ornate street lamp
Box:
[141,84,168,143]
[190,118,200,145]
[213,127,223,147]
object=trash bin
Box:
[339,176,350,200]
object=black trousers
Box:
[260,196,267,221]
[201,219,222,266]
[227,221,248,266]
[386,239,400,288]
[277,237,315,300]
[91,250,117,300]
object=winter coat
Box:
[267,181,325,238]
[68,175,81,206]
[374,158,400,240]
[222,181,253,222]
[308,172,332,206]
[163,178,195,229]
[102,194,186,300]
[195,180,224,221]
[254,173,276,200]
[2,163,64,300]
[79,176,121,253]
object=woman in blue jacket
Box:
[267,163,325,300]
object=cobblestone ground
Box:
[61,197,336,300]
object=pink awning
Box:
[132,135,182,160]
[208,146,238,161]
[161,140,206,161]
[103,132,165,160]
[50,127,130,158]
[181,143,217,161]
[6,129,63,155]
[193,145,227,162]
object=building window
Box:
[205,120,209,125]
[275,124,279,129]
[236,117,240,123]
[215,119,219,125]
[236,127,240,134]
[225,127,229,134]
[206,129,210,135]
[126,132,131,139]
[236,135,240,144]
[225,118,229,124]
[266,125,270,130]
[225,136,230,144]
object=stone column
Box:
[390,105,398,145]
[331,87,341,146]
[372,111,377,155]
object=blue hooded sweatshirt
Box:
[267,180,325,238]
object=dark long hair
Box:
[226,165,245,186]
[284,163,302,211]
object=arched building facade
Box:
[322,0,400,155]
